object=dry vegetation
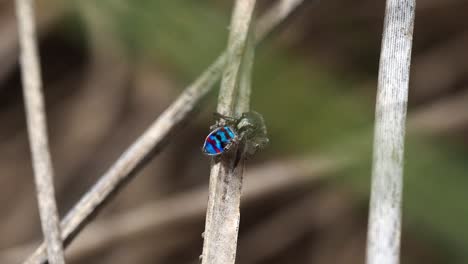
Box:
[1,0,468,263]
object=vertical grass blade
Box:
[15,0,66,263]
[366,1,416,264]
[201,1,256,263]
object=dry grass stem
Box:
[22,1,303,263]
[15,0,65,263]
[201,0,256,263]
[236,24,255,115]
[216,1,256,116]
[366,0,416,264]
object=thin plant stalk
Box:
[366,0,416,264]
[236,23,255,115]
[201,1,256,263]
[15,0,66,263]
[23,1,303,263]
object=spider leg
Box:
[213,112,238,126]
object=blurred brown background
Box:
[1,0,468,263]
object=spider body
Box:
[203,126,238,156]
[202,111,268,157]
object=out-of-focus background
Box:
[1,0,468,263]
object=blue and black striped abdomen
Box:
[203,126,237,156]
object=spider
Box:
[202,111,269,157]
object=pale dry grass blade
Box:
[201,0,256,263]
[15,0,65,263]
[366,0,416,264]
